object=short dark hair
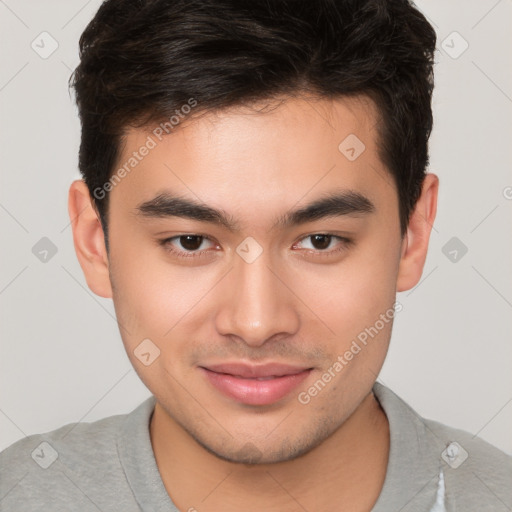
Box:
[69,0,436,248]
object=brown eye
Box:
[310,234,331,250]
[159,234,216,258]
[179,235,204,251]
[293,233,352,256]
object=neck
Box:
[150,391,389,512]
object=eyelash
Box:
[158,234,352,259]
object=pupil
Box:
[312,234,330,250]
[180,235,202,251]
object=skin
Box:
[68,94,438,512]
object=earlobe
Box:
[396,173,439,292]
[68,179,113,298]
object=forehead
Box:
[108,95,394,226]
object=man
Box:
[1,0,510,511]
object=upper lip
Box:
[201,362,312,378]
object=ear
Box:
[68,179,113,298]
[396,173,439,292]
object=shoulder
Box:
[373,382,512,509]
[0,410,126,469]
[424,416,512,508]
[0,407,141,511]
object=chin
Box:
[190,424,332,466]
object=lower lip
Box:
[200,368,312,406]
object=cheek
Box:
[109,257,214,394]
[294,241,400,341]
[109,245,224,351]
[295,254,398,410]
[111,266,178,331]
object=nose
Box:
[214,250,300,347]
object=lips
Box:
[199,362,313,405]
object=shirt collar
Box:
[117,395,177,512]
[371,382,447,511]
[117,384,447,512]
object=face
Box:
[71,95,432,464]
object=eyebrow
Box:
[134,190,375,231]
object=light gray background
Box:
[1,0,511,455]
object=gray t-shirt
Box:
[1,383,510,511]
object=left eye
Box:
[296,234,344,251]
